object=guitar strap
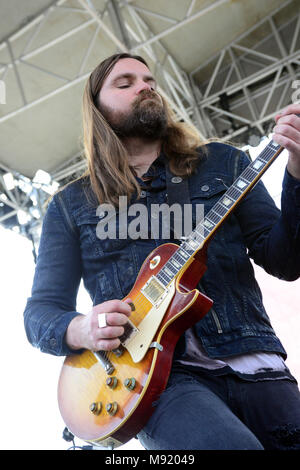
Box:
[165,162,191,242]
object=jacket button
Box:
[49,338,57,347]
[171,176,182,183]
[140,190,147,198]
[201,184,210,192]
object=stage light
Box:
[3,172,15,190]
[33,169,52,185]
[17,210,31,225]
[43,181,59,195]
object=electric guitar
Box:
[58,137,285,449]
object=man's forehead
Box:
[106,58,153,82]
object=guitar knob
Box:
[106,402,118,416]
[106,376,118,389]
[89,401,102,415]
[124,377,136,390]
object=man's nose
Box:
[135,80,153,94]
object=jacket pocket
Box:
[75,205,133,254]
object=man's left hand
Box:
[273,104,300,180]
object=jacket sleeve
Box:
[23,191,83,356]
[234,149,300,281]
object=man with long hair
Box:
[24,53,300,450]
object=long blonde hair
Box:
[82,53,206,207]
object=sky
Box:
[0,140,299,450]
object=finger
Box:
[275,104,300,121]
[123,297,136,311]
[273,123,300,145]
[106,312,129,326]
[97,325,125,339]
[274,114,300,130]
[272,133,299,154]
[94,299,133,316]
[93,338,121,352]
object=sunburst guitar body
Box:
[57,242,213,448]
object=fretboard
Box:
[156,139,284,288]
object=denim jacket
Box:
[24,142,300,358]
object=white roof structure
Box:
[0,0,299,248]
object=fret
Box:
[169,258,181,269]
[227,186,243,201]
[219,194,235,209]
[178,246,191,259]
[211,203,227,218]
[192,230,205,243]
[181,241,197,256]
[258,155,269,164]
[209,208,223,223]
[174,251,188,265]
[235,177,249,190]
[203,216,216,229]
[166,263,178,276]
[193,227,205,241]
[259,148,276,163]
[252,158,265,170]
[268,140,281,151]
[161,272,172,284]
[203,226,212,239]
[243,166,259,181]
[156,270,167,283]
[156,271,171,286]
[186,238,199,250]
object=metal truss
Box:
[0,0,299,245]
[191,0,300,142]
[0,160,54,259]
[0,0,209,131]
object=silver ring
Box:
[98,313,107,328]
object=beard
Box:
[99,90,168,140]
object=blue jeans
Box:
[137,367,300,450]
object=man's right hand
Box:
[65,298,133,352]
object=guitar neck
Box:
[155,139,284,288]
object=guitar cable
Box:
[62,426,94,450]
